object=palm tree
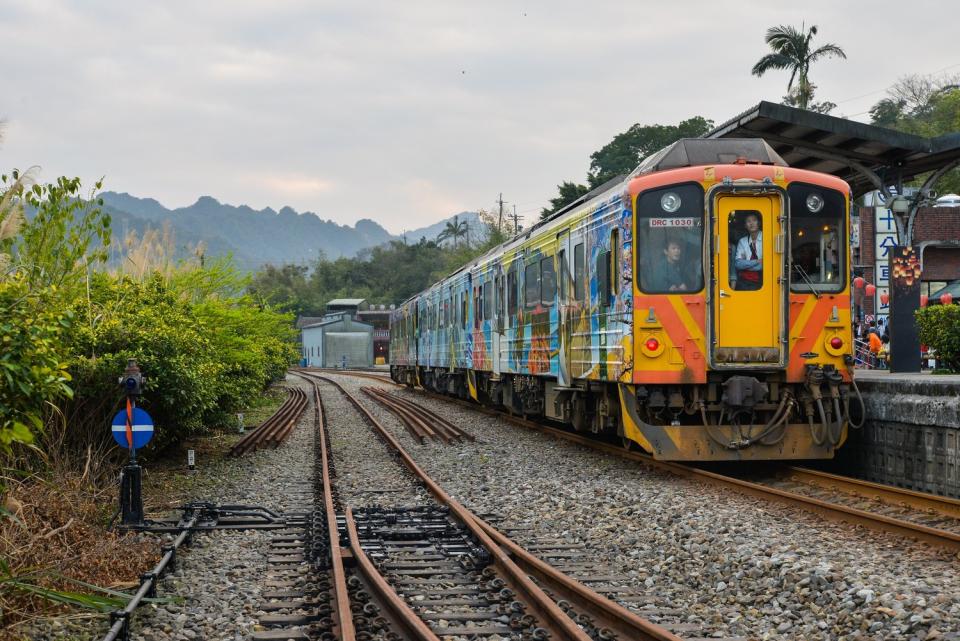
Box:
[751,24,846,111]
[438,215,470,249]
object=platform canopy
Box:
[705,101,960,197]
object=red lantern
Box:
[854,276,865,289]
[920,294,928,307]
[865,283,876,297]
[880,292,889,306]
[941,292,954,306]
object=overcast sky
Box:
[1,1,957,233]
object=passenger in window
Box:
[734,212,763,290]
[651,239,689,292]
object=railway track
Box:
[293,370,701,641]
[230,386,309,456]
[313,369,960,554]
[362,386,474,444]
[755,466,960,535]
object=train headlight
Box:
[806,193,824,213]
[660,192,681,213]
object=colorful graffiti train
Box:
[391,139,859,461]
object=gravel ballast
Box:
[327,373,960,641]
[27,371,958,641]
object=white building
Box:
[300,313,374,368]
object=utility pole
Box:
[512,204,520,234]
[497,193,505,232]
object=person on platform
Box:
[868,321,883,367]
[734,212,763,290]
[650,239,688,292]
[878,334,890,369]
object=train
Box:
[390,138,859,461]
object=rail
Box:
[362,386,473,443]
[310,378,355,640]
[100,511,199,641]
[401,385,960,554]
[303,371,684,641]
[229,387,308,456]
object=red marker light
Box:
[645,337,660,352]
[830,337,843,350]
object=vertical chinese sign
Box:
[874,207,898,325]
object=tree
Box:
[539,116,713,221]
[869,73,960,129]
[751,24,846,112]
[540,181,589,221]
[588,116,714,188]
[438,215,470,248]
[869,76,960,197]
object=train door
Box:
[711,193,786,366]
[557,230,572,386]
[492,267,503,376]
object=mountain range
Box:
[99,192,482,270]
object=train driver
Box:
[734,212,763,290]
[650,238,688,292]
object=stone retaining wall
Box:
[832,376,960,498]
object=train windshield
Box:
[788,184,846,293]
[636,184,705,294]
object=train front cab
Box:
[621,167,855,461]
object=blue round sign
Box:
[111,407,154,449]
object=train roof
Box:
[394,138,806,310]
[631,138,786,177]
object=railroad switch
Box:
[119,501,290,533]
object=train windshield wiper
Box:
[792,263,822,299]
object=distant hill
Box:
[99,192,482,270]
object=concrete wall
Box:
[836,375,960,498]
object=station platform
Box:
[833,369,960,498]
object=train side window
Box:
[507,266,518,319]
[483,281,493,320]
[574,243,585,301]
[524,262,540,309]
[610,229,620,296]
[596,250,610,306]
[540,256,556,305]
[474,286,482,328]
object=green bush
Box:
[1,171,298,469]
[0,274,73,451]
[63,272,296,452]
[915,305,960,372]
